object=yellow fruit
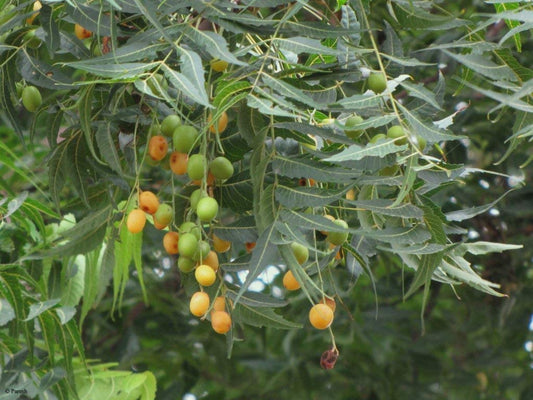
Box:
[26,1,42,25]
[211,310,231,334]
[210,59,229,72]
[195,264,216,287]
[282,270,300,291]
[309,303,334,330]
[127,209,146,234]
[208,111,228,134]
[189,291,210,317]
[139,191,159,215]
[212,296,226,312]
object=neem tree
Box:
[1,0,531,398]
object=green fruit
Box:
[367,73,387,94]
[161,115,181,137]
[192,240,211,262]
[291,242,309,265]
[209,156,234,180]
[154,203,173,226]
[415,135,427,151]
[24,30,41,49]
[190,188,205,211]
[187,154,206,180]
[210,59,229,72]
[387,125,407,145]
[178,233,199,258]
[344,115,364,139]
[21,86,42,112]
[196,197,218,222]
[173,125,199,153]
[179,221,201,239]
[327,219,349,246]
[379,165,399,176]
[148,124,161,136]
[369,133,386,144]
[146,73,168,97]
[178,257,196,273]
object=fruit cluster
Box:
[125,111,235,334]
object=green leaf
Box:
[162,63,210,107]
[232,304,302,329]
[276,185,347,208]
[400,81,443,111]
[213,216,258,243]
[18,52,75,89]
[24,299,61,321]
[0,299,16,326]
[184,27,245,66]
[333,93,382,110]
[273,36,339,56]
[445,190,514,222]
[323,139,407,162]
[443,50,517,82]
[457,241,522,256]
[237,102,268,147]
[350,198,424,219]
[95,122,123,175]
[273,155,357,183]
[226,286,287,308]
[40,5,60,55]
[261,74,319,108]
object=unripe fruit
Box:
[179,221,201,239]
[169,151,188,175]
[327,219,349,246]
[415,135,427,151]
[210,59,229,72]
[74,24,92,40]
[139,191,159,214]
[126,209,146,234]
[178,233,198,258]
[283,270,300,291]
[320,214,336,235]
[212,296,226,312]
[21,86,42,112]
[208,111,228,134]
[187,154,206,181]
[202,250,219,272]
[148,135,168,161]
[290,242,309,265]
[309,303,334,329]
[367,73,387,94]
[189,188,205,211]
[196,197,218,222]
[386,125,407,145]
[195,264,216,286]
[173,125,198,153]
[209,156,234,180]
[163,231,179,255]
[189,291,210,317]
[369,133,386,144]
[161,115,181,137]
[178,256,195,273]
[153,203,173,228]
[344,115,364,139]
[192,240,211,262]
[211,310,231,334]
[212,233,231,253]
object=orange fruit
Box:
[126,209,146,234]
[282,270,300,291]
[169,151,188,175]
[309,303,334,330]
[212,296,226,312]
[212,233,231,253]
[189,291,210,317]
[202,250,219,272]
[74,23,92,40]
[148,135,168,161]
[163,231,179,255]
[139,191,159,214]
[208,111,228,134]
[245,242,256,253]
[211,310,231,334]
[324,297,336,313]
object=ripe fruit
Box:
[290,242,309,265]
[324,297,336,312]
[126,209,146,234]
[161,115,181,137]
[173,125,198,153]
[178,233,198,258]
[196,197,218,222]
[192,240,211,262]
[195,264,217,287]
[178,256,195,273]
[21,86,42,112]
[163,231,179,254]
[208,111,228,134]
[367,72,387,94]
[345,188,355,200]
[26,1,42,25]
[245,242,256,253]
[211,310,231,334]
[74,24,92,40]
[387,125,407,145]
[369,133,387,144]
[320,214,336,235]
[154,203,173,228]
[189,291,210,317]
[139,191,159,214]
[212,296,226,312]
[327,219,349,246]
[202,250,219,272]
[212,233,231,253]
[148,135,168,161]
[169,151,188,175]
[209,157,234,180]
[210,59,229,72]
[283,270,300,291]
[187,154,206,180]
[309,303,334,330]
[344,115,364,139]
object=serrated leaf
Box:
[280,209,350,233]
[18,52,75,89]
[458,241,522,255]
[237,102,268,147]
[445,190,513,222]
[276,185,346,208]
[325,139,406,163]
[162,63,210,107]
[61,255,85,308]
[397,103,462,143]
[40,4,60,56]
[184,27,245,65]
[66,61,158,79]
[65,3,113,36]
[273,155,357,183]
[444,50,517,82]
[350,198,424,218]
[231,303,302,329]
[273,36,339,56]
[261,74,319,108]
[391,155,418,207]
[333,93,383,110]
[24,299,61,321]
[213,216,258,243]
[0,299,16,326]
[400,81,443,111]
[226,286,287,308]
[95,123,123,175]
